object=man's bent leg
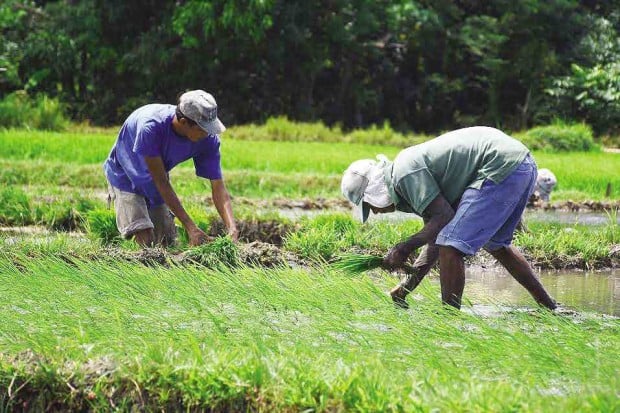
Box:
[489,246,557,309]
[108,185,155,247]
[439,246,465,309]
[149,205,178,247]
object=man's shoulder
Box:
[126,104,175,128]
[392,146,427,182]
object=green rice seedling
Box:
[514,221,620,268]
[356,219,424,251]
[175,208,214,247]
[308,212,358,235]
[183,236,239,268]
[86,209,122,245]
[283,214,359,261]
[331,253,384,274]
[284,227,343,261]
[33,197,97,231]
[0,256,618,411]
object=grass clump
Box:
[0,92,69,131]
[33,197,97,231]
[228,116,343,142]
[515,219,619,268]
[0,187,33,226]
[284,227,343,261]
[518,121,597,152]
[284,213,359,261]
[86,209,121,245]
[345,121,429,147]
[183,236,239,268]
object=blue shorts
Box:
[435,154,537,255]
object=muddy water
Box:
[524,210,620,225]
[450,267,620,316]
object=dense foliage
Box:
[1,0,619,134]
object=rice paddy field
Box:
[0,126,619,411]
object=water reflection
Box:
[456,268,620,316]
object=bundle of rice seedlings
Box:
[183,236,239,268]
[331,253,384,274]
[332,252,417,275]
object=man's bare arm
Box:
[397,244,440,292]
[383,194,454,269]
[211,179,238,241]
[144,156,207,245]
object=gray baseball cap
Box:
[178,90,226,135]
[341,159,375,223]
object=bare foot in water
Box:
[390,285,409,309]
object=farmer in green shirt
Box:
[341,126,557,310]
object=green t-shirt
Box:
[386,127,529,215]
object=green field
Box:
[1,129,620,201]
[1,128,619,411]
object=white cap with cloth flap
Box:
[341,155,392,223]
[178,90,226,135]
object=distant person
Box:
[529,168,557,205]
[104,90,238,247]
[341,126,557,310]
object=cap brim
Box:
[197,118,226,135]
[357,202,371,223]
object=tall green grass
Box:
[226,116,430,147]
[0,255,617,411]
[516,121,597,152]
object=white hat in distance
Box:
[178,90,226,135]
[341,159,376,223]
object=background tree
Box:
[1,0,619,135]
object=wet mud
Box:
[208,220,296,246]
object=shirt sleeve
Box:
[194,139,222,180]
[133,120,162,157]
[396,168,440,215]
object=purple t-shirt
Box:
[104,104,222,206]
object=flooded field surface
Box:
[287,207,620,225]
[525,210,620,225]
[452,267,620,316]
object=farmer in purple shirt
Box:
[104,90,238,247]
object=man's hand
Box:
[187,226,210,246]
[383,242,414,270]
[383,194,454,272]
